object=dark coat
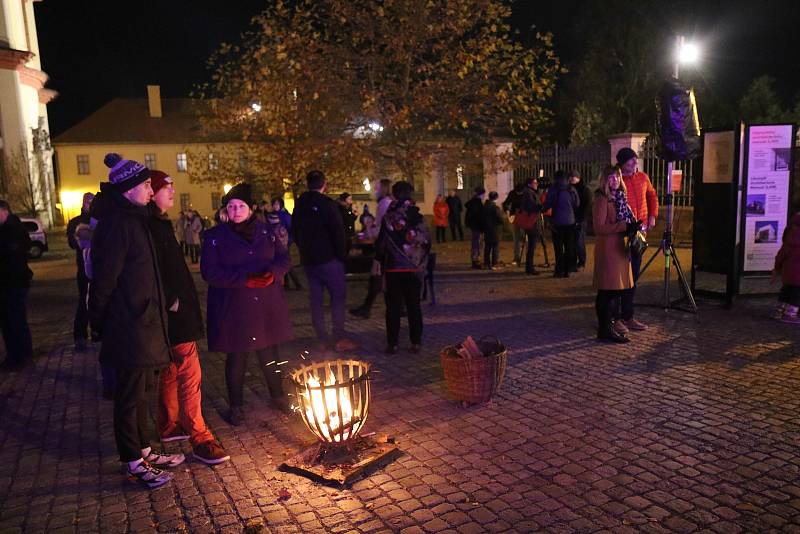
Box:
[67,211,90,275]
[292,191,347,265]
[201,220,292,353]
[375,199,431,273]
[147,204,204,346]
[445,195,463,220]
[464,196,485,231]
[0,214,33,288]
[776,217,800,286]
[482,200,504,243]
[574,181,592,222]
[542,183,580,226]
[88,189,171,369]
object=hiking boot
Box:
[612,320,629,335]
[193,441,230,465]
[144,450,185,469]
[597,329,630,344]
[622,318,647,331]
[127,461,172,489]
[228,406,245,426]
[161,426,190,443]
[334,338,359,352]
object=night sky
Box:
[34,0,800,137]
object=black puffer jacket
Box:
[292,190,347,265]
[0,214,33,288]
[89,187,171,369]
[147,203,204,346]
[464,196,485,231]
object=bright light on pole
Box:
[250,101,262,112]
[674,35,700,79]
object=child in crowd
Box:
[772,213,800,323]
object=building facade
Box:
[0,0,57,227]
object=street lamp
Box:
[673,36,700,79]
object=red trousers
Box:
[158,342,214,447]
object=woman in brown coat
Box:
[593,165,638,343]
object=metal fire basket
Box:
[290,359,371,444]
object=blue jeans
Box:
[304,259,347,341]
[0,286,33,363]
[510,224,524,263]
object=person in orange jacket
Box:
[433,194,450,244]
[616,148,659,332]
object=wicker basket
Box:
[440,337,507,405]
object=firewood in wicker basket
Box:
[456,336,483,360]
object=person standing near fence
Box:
[446,190,463,241]
[464,186,486,269]
[570,170,592,270]
[616,148,658,330]
[433,194,449,244]
[541,171,580,278]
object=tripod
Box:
[638,161,698,314]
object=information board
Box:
[742,125,794,272]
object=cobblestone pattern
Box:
[1,238,799,533]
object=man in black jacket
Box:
[445,190,463,241]
[292,170,358,352]
[66,192,94,350]
[570,170,592,270]
[0,200,34,371]
[147,170,229,465]
[89,153,184,489]
[463,186,486,269]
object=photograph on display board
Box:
[774,148,791,171]
[754,220,778,243]
[745,194,766,216]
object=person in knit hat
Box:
[615,147,659,331]
[146,170,229,464]
[89,153,184,488]
[201,182,294,425]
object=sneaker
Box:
[127,461,172,489]
[780,313,800,324]
[193,441,230,465]
[144,450,185,468]
[334,338,359,352]
[161,426,190,443]
[612,320,629,335]
[622,318,647,331]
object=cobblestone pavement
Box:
[1,235,799,533]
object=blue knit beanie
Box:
[104,153,150,193]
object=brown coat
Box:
[593,192,634,290]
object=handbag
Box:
[513,211,537,231]
[627,230,648,256]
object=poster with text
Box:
[743,124,793,272]
[702,131,735,183]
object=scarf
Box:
[229,216,258,243]
[611,188,635,224]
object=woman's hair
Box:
[216,207,229,223]
[596,165,626,197]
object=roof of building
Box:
[53,98,233,145]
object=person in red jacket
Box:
[433,194,450,243]
[616,148,659,331]
[772,213,800,323]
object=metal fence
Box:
[514,137,697,206]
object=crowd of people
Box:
[7,144,800,489]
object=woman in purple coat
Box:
[200,183,292,425]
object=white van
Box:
[19,217,48,258]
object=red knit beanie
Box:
[150,170,173,194]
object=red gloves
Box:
[245,272,274,288]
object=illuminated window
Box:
[77,155,90,175]
[144,153,156,169]
[211,192,222,211]
[180,193,191,212]
[176,153,187,172]
[208,153,219,171]
[239,153,248,171]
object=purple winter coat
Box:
[201,220,292,353]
